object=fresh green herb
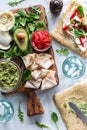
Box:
[35,20,46,29]
[30,6,41,14]
[23,68,32,83]
[74,28,85,37]
[10,8,45,39]
[28,23,36,32]
[78,5,84,18]
[18,9,27,17]
[51,112,59,130]
[19,17,27,26]
[3,7,46,59]
[8,0,25,6]
[36,121,49,129]
[56,48,69,55]
[18,103,24,123]
[27,13,40,21]
[0,44,32,59]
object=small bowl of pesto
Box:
[0,59,22,93]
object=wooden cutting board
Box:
[2,4,59,116]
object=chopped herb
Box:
[78,5,84,18]
[23,68,32,83]
[51,112,59,130]
[56,48,69,55]
[8,0,25,6]
[36,121,49,129]
[18,103,24,123]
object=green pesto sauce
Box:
[74,102,87,116]
[64,96,87,116]
[0,61,20,89]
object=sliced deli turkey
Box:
[51,0,87,57]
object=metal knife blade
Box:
[69,102,87,124]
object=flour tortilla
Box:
[54,79,87,130]
[51,0,87,57]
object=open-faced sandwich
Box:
[54,79,87,130]
[51,0,87,57]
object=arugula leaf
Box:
[19,17,27,26]
[8,0,25,6]
[36,121,49,129]
[0,43,32,59]
[74,28,85,37]
[26,13,39,21]
[28,23,36,32]
[14,13,20,18]
[78,5,84,18]
[56,48,69,55]
[23,68,32,83]
[18,9,27,17]
[18,103,24,123]
[35,20,46,29]
[30,6,41,14]
[51,112,59,130]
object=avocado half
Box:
[13,28,28,51]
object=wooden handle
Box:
[27,90,44,116]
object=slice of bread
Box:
[51,0,87,57]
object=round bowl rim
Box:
[0,59,22,93]
[31,29,52,52]
[62,56,86,79]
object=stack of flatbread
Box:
[51,0,87,57]
[54,79,87,130]
[22,53,57,90]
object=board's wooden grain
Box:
[2,5,59,116]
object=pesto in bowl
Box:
[0,59,22,93]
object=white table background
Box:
[0,0,87,130]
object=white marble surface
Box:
[0,0,87,130]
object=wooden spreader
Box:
[2,5,59,116]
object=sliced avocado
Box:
[13,28,28,51]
